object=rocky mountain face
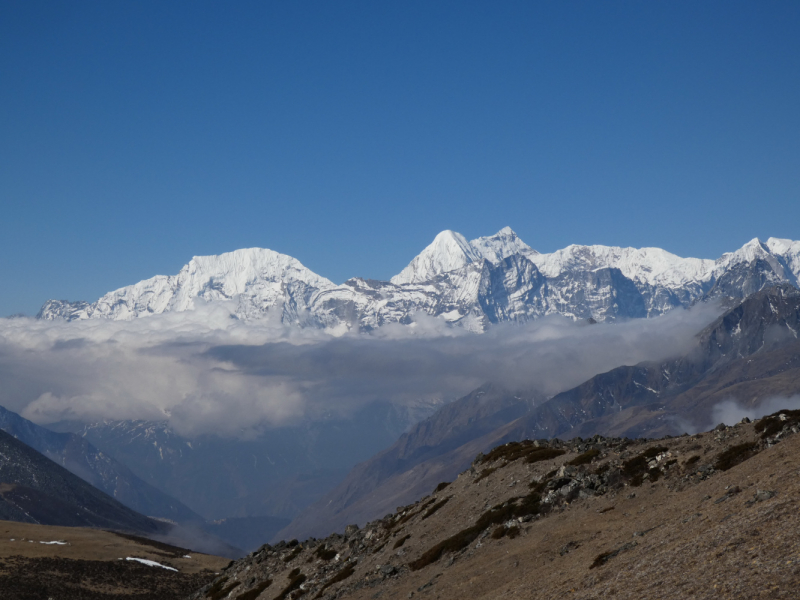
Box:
[0,429,167,534]
[36,230,800,331]
[506,283,800,442]
[0,404,202,524]
[192,414,800,600]
[278,285,800,540]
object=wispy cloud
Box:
[670,395,800,435]
[710,396,800,428]
[0,302,723,438]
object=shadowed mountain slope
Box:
[508,283,800,441]
[275,385,536,541]
[0,429,166,534]
[0,405,202,524]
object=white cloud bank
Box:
[0,302,724,438]
[710,396,800,428]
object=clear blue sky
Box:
[1,1,799,316]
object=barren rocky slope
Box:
[191,410,800,599]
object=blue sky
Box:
[1,1,799,316]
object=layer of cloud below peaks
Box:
[0,302,724,438]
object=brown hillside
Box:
[0,521,230,599]
[192,411,800,599]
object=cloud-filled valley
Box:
[0,301,724,438]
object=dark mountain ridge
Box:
[0,429,166,534]
[0,405,202,524]
[509,283,800,440]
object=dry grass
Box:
[567,448,600,466]
[474,467,499,484]
[422,498,450,520]
[276,571,306,600]
[313,564,355,599]
[236,579,272,600]
[283,545,302,562]
[393,535,411,550]
[206,577,239,600]
[478,441,565,468]
[314,544,337,561]
[714,442,758,471]
[409,491,544,571]
[524,448,566,464]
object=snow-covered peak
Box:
[766,237,800,281]
[716,238,771,267]
[766,237,800,257]
[90,247,336,320]
[36,229,800,329]
[529,245,716,287]
[179,247,334,296]
[390,230,483,285]
[391,227,539,285]
[713,237,800,284]
[713,238,787,278]
[469,227,538,264]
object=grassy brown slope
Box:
[368,434,800,600]
[191,414,800,600]
[0,521,229,599]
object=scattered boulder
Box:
[344,524,359,538]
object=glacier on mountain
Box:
[37,229,800,332]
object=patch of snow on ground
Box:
[125,557,178,571]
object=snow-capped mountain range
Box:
[37,228,800,331]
